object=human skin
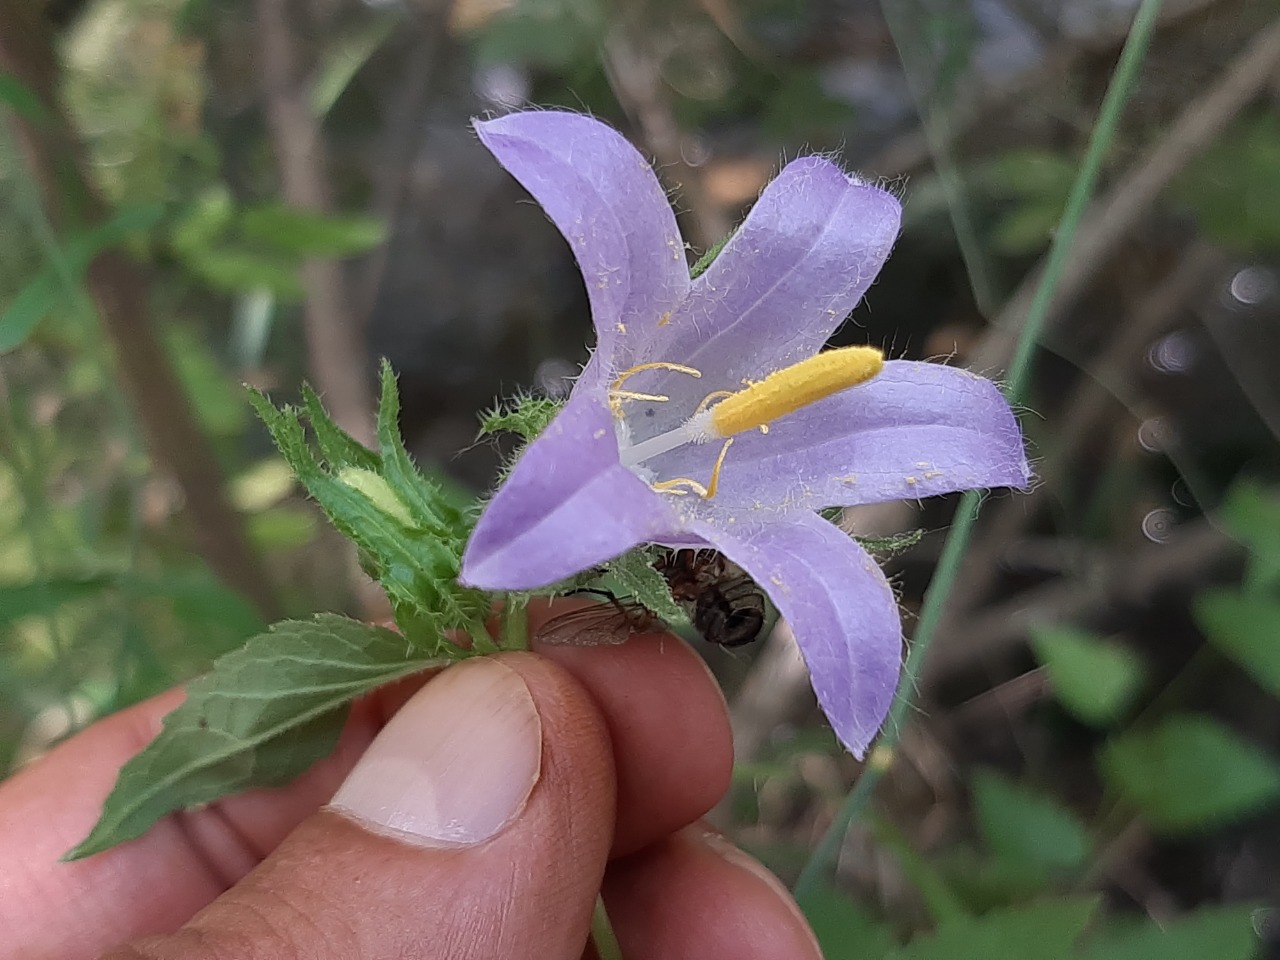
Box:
[0,601,823,959]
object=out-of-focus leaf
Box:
[1030,626,1144,727]
[239,205,385,258]
[872,818,968,924]
[247,506,319,551]
[310,17,396,118]
[971,770,1090,872]
[887,897,1098,960]
[0,71,47,123]
[1101,714,1280,832]
[1078,904,1259,960]
[1219,481,1280,592]
[0,205,163,351]
[1177,114,1280,252]
[183,247,304,299]
[0,272,62,353]
[166,326,249,437]
[171,190,235,255]
[67,615,453,859]
[472,0,605,69]
[800,886,898,960]
[1196,589,1280,696]
[0,576,114,627]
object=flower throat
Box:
[612,346,885,499]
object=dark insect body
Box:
[655,549,767,647]
[534,593,660,646]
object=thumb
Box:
[106,654,615,960]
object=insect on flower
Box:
[655,549,767,648]
[460,110,1031,757]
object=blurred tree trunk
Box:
[0,1,281,620]
[254,0,375,446]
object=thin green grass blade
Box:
[794,0,1166,900]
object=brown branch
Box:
[0,3,280,619]
[603,31,730,253]
[254,0,374,446]
[971,14,1280,375]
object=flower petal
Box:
[653,359,1031,515]
[461,396,680,590]
[630,157,900,420]
[693,512,901,757]
[474,112,689,366]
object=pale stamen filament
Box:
[608,361,701,417]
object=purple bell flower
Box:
[460,110,1030,757]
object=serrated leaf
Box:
[799,886,898,960]
[971,769,1090,872]
[603,549,688,626]
[67,615,453,860]
[1196,589,1280,696]
[1101,714,1280,833]
[888,897,1099,960]
[301,383,381,472]
[1079,904,1259,960]
[479,393,564,441]
[1030,626,1144,727]
[240,204,386,258]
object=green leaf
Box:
[239,204,386,258]
[1030,626,1144,727]
[0,575,114,627]
[310,17,396,118]
[0,271,62,353]
[888,897,1099,960]
[0,204,164,351]
[1219,481,1280,592]
[183,246,304,298]
[249,378,486,640]
[691,231,732,279]
[1101,714,1280,832]
[971,770,1090,872]
[67,615,452,859]
[1079,904,1259,960]
[1177,114,1280,253]
[0,70,47,123]
[478,393,564,442]
[601,549,688,626]
[799,886,897,960]
[1196,588,1280,696]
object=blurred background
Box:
[2,0,1280,953]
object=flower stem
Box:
[793,0,1165,902]
[500,595,529,651]
[591,895,624,960]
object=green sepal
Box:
[66,615,457,860]
[479,392,565,442]
[690,231,734,279]
[856,528,927,556]
[600,548,689,627]
[248,366,488,642]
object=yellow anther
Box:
[708,346,883,438]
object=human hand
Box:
[0,603,822,959]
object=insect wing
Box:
[534,602,656,647]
